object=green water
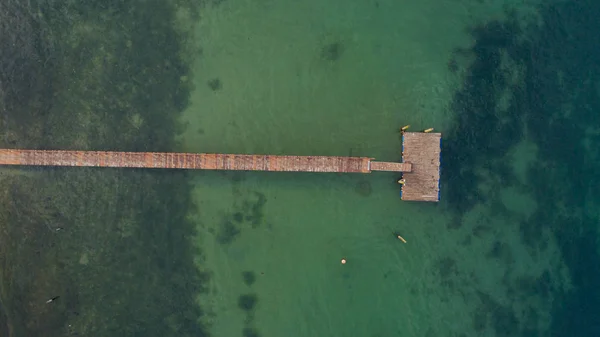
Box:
[2,0,599,336]
[182,2,453,335]
[181,1,544,337]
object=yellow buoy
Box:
[401,125,410,132]
[424,128,434,133]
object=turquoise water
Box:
[1,0,599,336]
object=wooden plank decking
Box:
[0,150,413,173]
[0,150,379,173]
[400,132,441,202]
[370,161,412,172]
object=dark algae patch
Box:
[242,271,256,286]
[242,326,261,337]
[321,41,344,62]
[216,217,242,244]
[207,78,222,91]
[0,1,209,336]
[234,212,244,223]
[238,293,258,327]
[214,190,268,245]
[443,1,600,336]
[242,191,267,228]
[238,294,258,312]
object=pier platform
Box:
[400,132,441,202]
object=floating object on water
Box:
[397,235,407,243]
[46,296,60,304]
[424,128,434,133]
[397,178,405,185]
[341,258,347,265]
[401,125,411,132]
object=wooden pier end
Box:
[400,132,442,202]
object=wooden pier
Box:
[0,132,441,202]
[400,132,441,202]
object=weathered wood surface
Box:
[370,161,412,172]
[0,149,386,173]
